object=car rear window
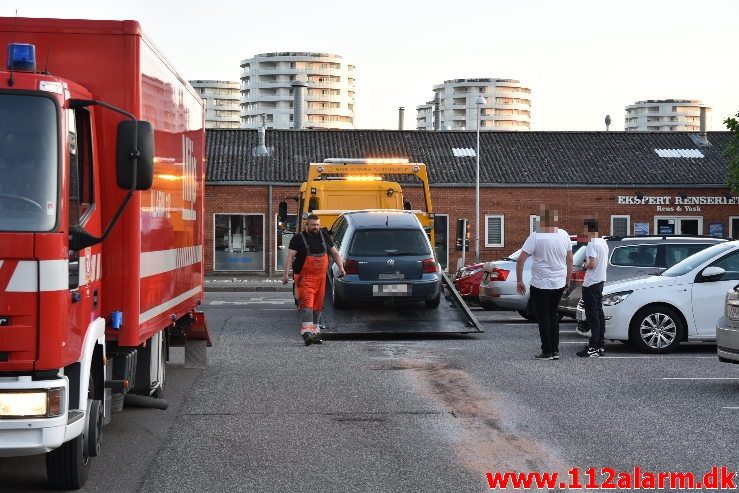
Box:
[349,229,431,256]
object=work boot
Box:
[302,333,313,346]
[312,332,323,344]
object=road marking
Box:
[598,356,716,359]
[722,406,739,410]
[662,377,739,380]
[209,300,291,305]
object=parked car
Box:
[327,211,442,308]
[576,241,739,353]
[453,262,485,301]
[560,235,727,322]
[716,285,739,364]
[478,238,586,319]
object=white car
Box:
[576,241,739,353]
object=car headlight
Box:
[602,290,633,306]
[0,389,64,418]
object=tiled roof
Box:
[205,129,733,186]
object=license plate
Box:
[729,305,739,321]
[373,284,409,296]
[576,310,586,322]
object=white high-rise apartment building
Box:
[416,78,531,131]
[189,80,240,129]
[624,99,710,132]
[240,52,355,129]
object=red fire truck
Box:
[0,17,209,488]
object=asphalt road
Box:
[2,291,738,492]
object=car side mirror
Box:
[701,266,725,281]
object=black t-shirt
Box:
[288,229,334,273]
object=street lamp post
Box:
[474,94,487,263]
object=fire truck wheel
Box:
[86,399,103,457]
[45,431,90,489]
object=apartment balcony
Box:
[208,114,240,123]
[253,67,346,77]
[211,103,240,111]
[306,108,353,118]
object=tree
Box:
[726,112,739,193]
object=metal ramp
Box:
[320,272,483,335]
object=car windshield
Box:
[661,242,737,277]
[349,228,431,256]
[0,94,58,232]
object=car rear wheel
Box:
[425,291,441,308]
[629,305,684,353]
[331,278,347,309]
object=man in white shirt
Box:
[516,206,573,360]
[577,219,609,357]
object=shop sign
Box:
[616,195,739,213]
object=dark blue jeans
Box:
[530,285,565,355]
[583,282,606,349]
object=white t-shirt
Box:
[521,229,572,289]
[583,237,609,287]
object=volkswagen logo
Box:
[386,258,395,268]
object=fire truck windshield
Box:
[0,94,58,232]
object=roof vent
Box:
[252,114,272,156]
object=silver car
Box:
[478,241,583,320]
[717,285,739,364]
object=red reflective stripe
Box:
[0,260,18,292]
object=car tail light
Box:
[422,258,438,273]
[571,270,585,282]
[488,268,509,281]
[344,259,359,275]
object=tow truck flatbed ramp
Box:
[320,273,483,335]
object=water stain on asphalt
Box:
[375,352,567,482]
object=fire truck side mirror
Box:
[308,197,318,212]
[278,201,288,223]
[116,120,154,191]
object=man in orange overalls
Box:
[282,214,345,345]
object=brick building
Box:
[204,129,735,274]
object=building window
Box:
[213,213,264,271]
[529,214,539,233]
[611,215,630,237]
[485,215,504,247]
[730,217,739,240]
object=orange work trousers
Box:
[295,254,328,313]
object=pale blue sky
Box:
[4,0,738,131]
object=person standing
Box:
[282,214,346,346]
[576,219,609,357]
[516,206,573,360]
